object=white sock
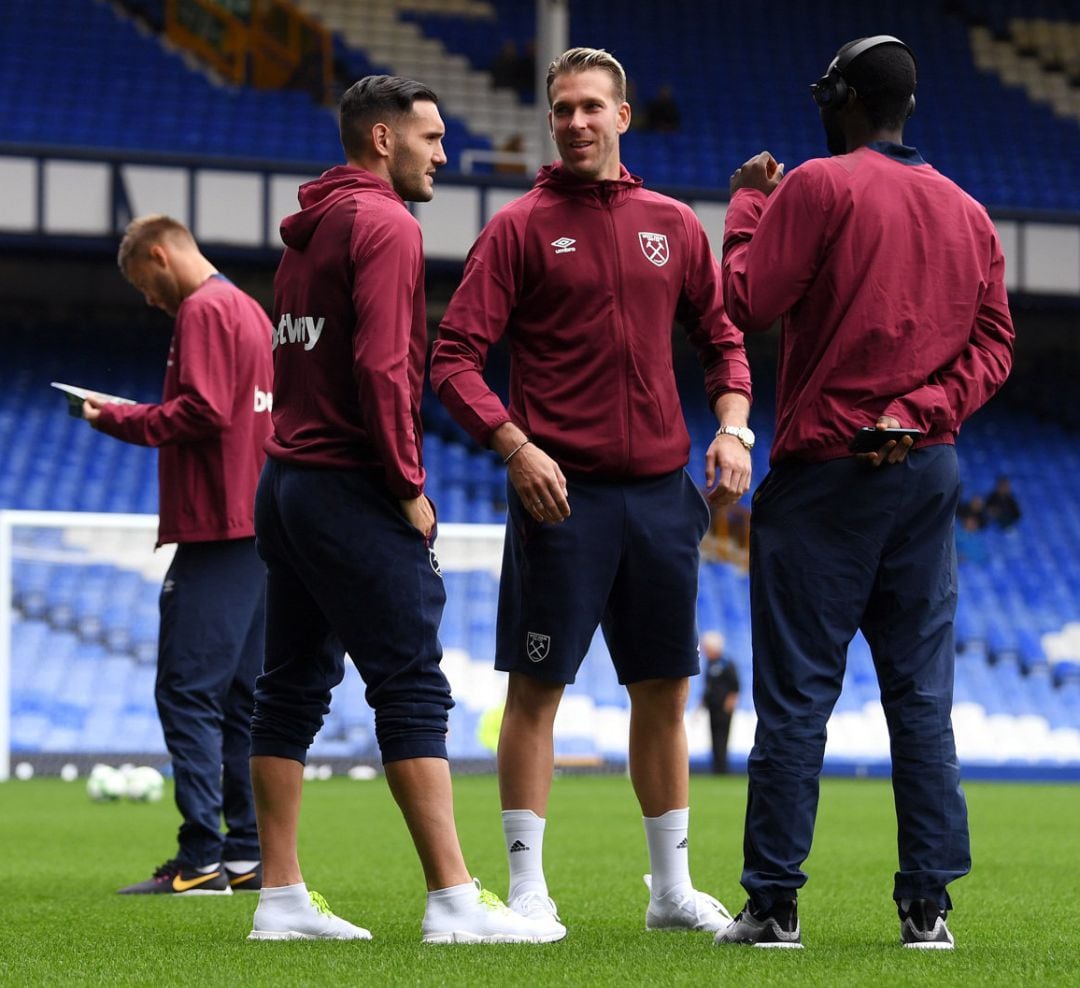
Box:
[257,881,309,913]
[195,862,221,874]
[424,880,479,922]
[223,859,259,873]
[644,808,692,899]
[502,809,548,900]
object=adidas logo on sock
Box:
[508,840,530,853]
[676,837,688,849]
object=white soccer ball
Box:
[125,766,165,803]
[87,764,126,802]
[14,761,34,781]
[60,763,79,782]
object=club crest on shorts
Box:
[638,231,670,267]
[526,631,551,663]
[428,547,442,577]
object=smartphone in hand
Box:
[849,427,923,454]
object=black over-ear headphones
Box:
[810,35,916,118]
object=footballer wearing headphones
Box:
[715,36,1014,949]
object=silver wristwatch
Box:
[715,425,756,451]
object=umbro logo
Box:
[509,840,530,853]
[676,837,688,849]
[551,236,577,254]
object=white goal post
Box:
[2,510,738,781]
[0,510,509,781]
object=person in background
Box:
[246,75,560,945]
[985,475,1021,529]
[956,493,987,530]
[643,83,682,132]
[716,35,1013,950]
[701,632,740,774]
[432,46,753,939]
[85,215,273,898]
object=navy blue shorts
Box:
[250,459,452,765]
[495,468,710,685]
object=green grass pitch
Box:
[1,772,1076,986]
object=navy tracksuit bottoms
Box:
[156,537,265,867]
[743,445,971,911]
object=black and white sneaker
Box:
[899,899,954,950]
[226,862,262,892]
[117,858,232,895]
[714,898,802,948]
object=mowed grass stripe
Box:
[1,775,1076,986]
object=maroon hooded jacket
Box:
[267,165,428,500]
[95,275,273,545]
[432,164,751,479]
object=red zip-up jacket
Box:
[95,275,274,544]
[267,165,428,500]
[432,163,751,478]
[722,142,1014,465]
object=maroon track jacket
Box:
[432,163,751,478]
[267,165,429,500]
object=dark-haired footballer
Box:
[716,36,1014,950]
[246,75,560,945]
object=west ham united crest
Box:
[638,231,670,267]
[526,631,551,662]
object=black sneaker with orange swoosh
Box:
[225,863,262,892]
[117,859,232,895]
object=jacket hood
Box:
[534,162,643,198]
[280,165,402,250]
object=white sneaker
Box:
[248,889,372,941]
[507,889,568,940]
[422,879,567,944]
[643,874,734,933]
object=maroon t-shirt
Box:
[96,275,274,544]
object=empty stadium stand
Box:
[1,0,1077,208]
[3,328,1078,773]
[2,1,1078,775]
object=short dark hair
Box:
[839,39,917,129]
[339,75,439,159]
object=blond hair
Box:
[117,215,194,276]
[545,47,627,106]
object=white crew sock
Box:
[426,880,477,908]
[256,881,309,916]
[643,808,692,899]
[195,862,221,874]
[223,859,260,874]
[502,809,548,900]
